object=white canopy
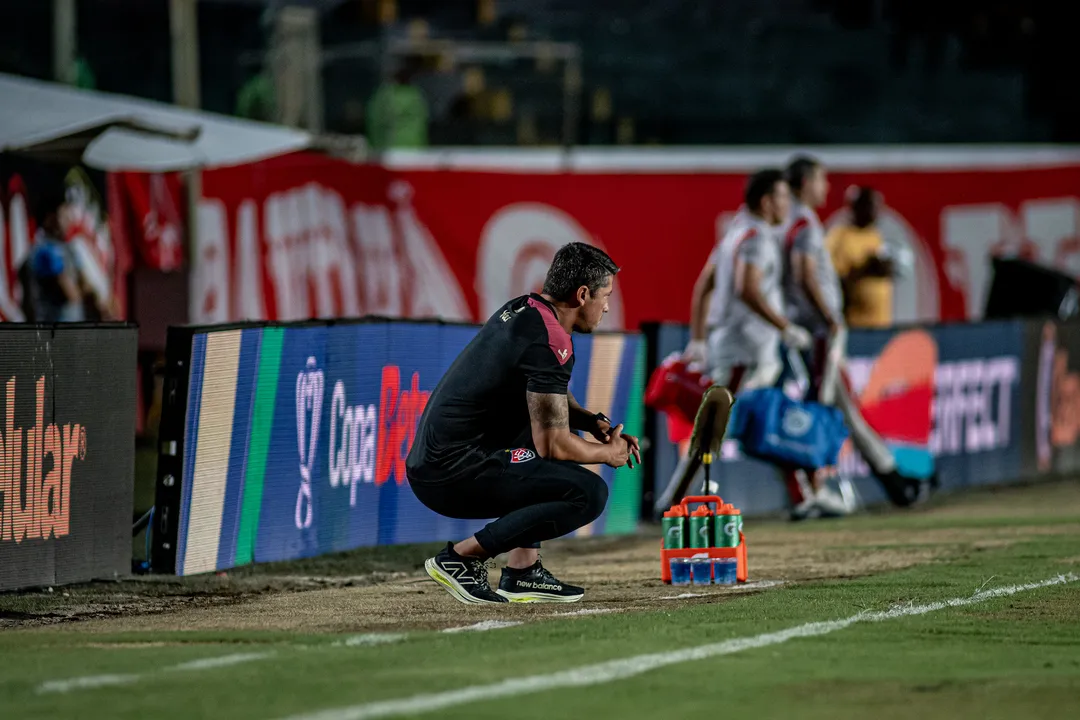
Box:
[0,73,312,172]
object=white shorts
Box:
[706,327,781,392]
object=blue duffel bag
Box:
[727,387,849,470]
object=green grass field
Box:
[3,480,1080,720]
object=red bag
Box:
[645,355,713,444]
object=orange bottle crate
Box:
[660,495,748,584]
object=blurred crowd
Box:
[818,0,1039,71]
[1,0,1071,145]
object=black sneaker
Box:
[424,543,508,605]
[496,560,585,603]
[878,470,933,508]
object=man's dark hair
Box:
[744,168,785,211]
[785,155,821,193]
[542,242,619,301]
[849,185,879,228]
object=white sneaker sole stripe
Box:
[495,589,584,603]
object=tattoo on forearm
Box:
[528,392,570,429]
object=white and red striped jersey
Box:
[706,212,784,365]
[782,201,841,330]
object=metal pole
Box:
[169,0,201,108]
[53,0,77,84]
[273,6,322,131]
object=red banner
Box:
[112,171,185,272]
[191,152,1080,329]
[0,175,33,321]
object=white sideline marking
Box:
[441,621,523,634]
[171,652,274,671]
[662,580,785,599]
[38,652,273,694]
[281,573,1078,720]
[38,674,139,694]
[738,580,785,590]
[336,633,408,647]
[551,608,616,617]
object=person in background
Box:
[235,6,280,123]
[680,169,813,510]
[781,155,849,517]
[366,56,430,150]
[784,159,927,511]
[25,189,83,323]
[684,169,811,389]
[236,70,276,122]
[827,185,895,329]
[62,177,119,322]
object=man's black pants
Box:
[408,448,609,556]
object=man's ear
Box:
[575,285,589,307]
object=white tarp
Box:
[0,73,311,171]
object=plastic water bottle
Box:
[688,505,713,549]
[714,504,742,548]
[662,506,687,549]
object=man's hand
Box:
[781,323,813,350]
[588,416,641,469]
[683,339,708,365]
[605,424,641,469]
[604,424,630,469]
[620,428,642,468]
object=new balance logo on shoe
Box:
[515,581,562,591]
[440,561,476,584]
[497,563,585,603]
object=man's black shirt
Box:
[406,293,575,483]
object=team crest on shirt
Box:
[510,448,536,464]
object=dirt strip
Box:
[5,481,1079,634]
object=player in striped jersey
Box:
[671,170,814,510]
[685,169,812,390]
[782,156,929,511]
